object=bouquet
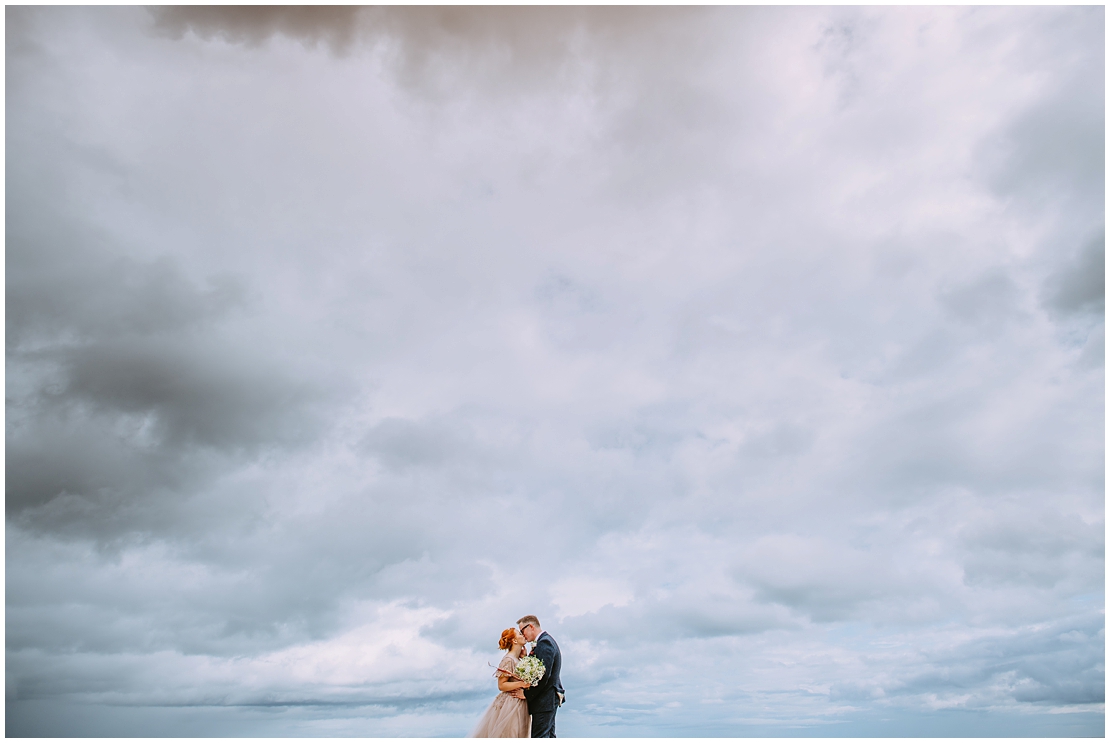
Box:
[514,654,545,686]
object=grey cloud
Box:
[732,536,889,622]
[147,6,707,88]
[6,330,336,540]
[737,423,815,461]
[533,273,620,352]
[985,72,1104,206]
[1077,323,1105,369]
[822,612,1106,709]
[536,274,603,314]
[149,6,363,53]
[939,270,1021,328]
[975,8,1103,214]
[892,612,1104,707]
[958,509,1102,559]
[842,371,1100,507]
[586,420,687,459]
[147,6,705,57]
[747,582,880,623]
[652,599,794,640]
[828,679,886,702]
[1043,232,1105,317]
[560,593,794,644]
[7,197,340,540]
[53,339,324,450]
[846,396,983,497]
[6,225,246,346]
[6,418,183,522]
[6,175,246,350]
[359,416,470,472]
[145,5,748,195]
[6,26,339,541]
[957,509,1103,589]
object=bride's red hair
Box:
[498,628,517,650]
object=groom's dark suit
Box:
[523,631,564,738]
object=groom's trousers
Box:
[530,710,557,738]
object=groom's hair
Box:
[517,614,541,629]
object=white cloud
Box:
[551,577,635,620]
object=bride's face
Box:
[513,629,526,646]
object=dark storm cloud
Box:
[55,338,323,450]
[6,13,331,536]
[145,3,709,105]
[147,5,697,63]
[149,6,363,53]
[6,415,183,524]
[7,254,244,346]
[6,62,343,537]
[7,250,337,532]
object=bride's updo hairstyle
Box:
[498,628,517,650]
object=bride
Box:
[469,627,532,738]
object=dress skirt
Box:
[469,692,530,738]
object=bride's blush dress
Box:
[468,653,531,738]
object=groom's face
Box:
[519,623,538,643]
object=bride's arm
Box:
[497,676,529,693]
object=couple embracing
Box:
[470,615,565,738]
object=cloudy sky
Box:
[6,5,1104,737]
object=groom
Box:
[515,614,564,738]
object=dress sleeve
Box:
[496,655,517,678]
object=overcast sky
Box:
[6,6,1104,737]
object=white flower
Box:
[514,655,545,686]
